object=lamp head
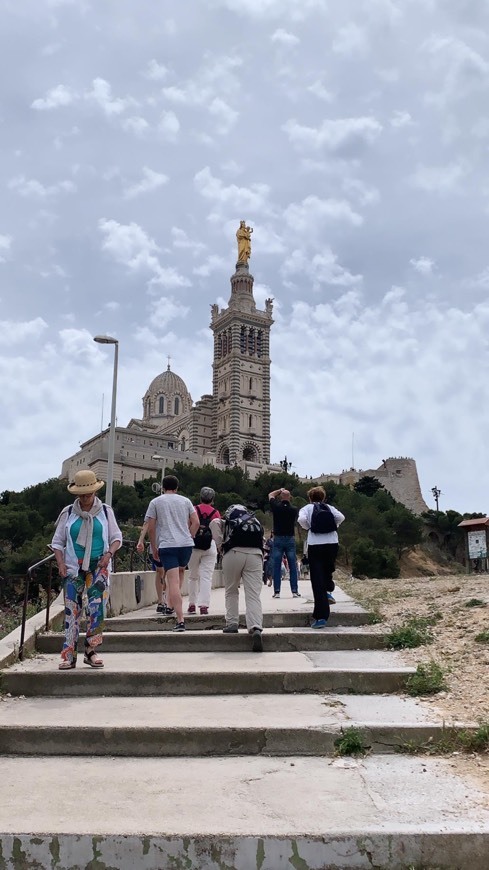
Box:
[93,334,118,345]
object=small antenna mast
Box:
[352,432,355,469]
[101,393,105,431]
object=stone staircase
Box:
[1,584,489,869]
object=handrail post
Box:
[45,559,53,633]
[19,552,56,662]
[19,568,31,662]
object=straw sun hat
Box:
[67,469,105,495]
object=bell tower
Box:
[210,225,273,468]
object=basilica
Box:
[61,226,276,486]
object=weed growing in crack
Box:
[475,630,489,643]
[464,598,486,608]
[334,727,368,756]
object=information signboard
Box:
[467,530,487,559]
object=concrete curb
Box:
[0,831,488,869]
[105,609,371,631]
[1,667,414,697]
[0,722,475,758]
[0,595,65,671]
[36,628,386,653]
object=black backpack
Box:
[222,506,264,554]
[310,503,337,534]
[193,506,218,550]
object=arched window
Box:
[181,437,187,451]
[174,396,180,415]
[240,326,246,354]
[217,334,222,359]
[243,446,256,461]
[257,331,263,357]
[227,328,232,352]
[248,328,255,356]
[158,396,164,414]
[223,332,228,355]
[249,414,253,428]
[249,377,253,391]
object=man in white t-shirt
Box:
[147,475,199,632]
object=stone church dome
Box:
[142,362,192,422]
[147,367,190,398]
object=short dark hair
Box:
[163,474,179,491]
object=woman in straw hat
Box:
[51,470,122,670]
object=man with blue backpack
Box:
[298,486,345,629]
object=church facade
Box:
[61,240,276,486]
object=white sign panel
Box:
[467,530,487,559]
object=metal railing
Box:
[19,551,56,661]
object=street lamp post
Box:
[431,485,441,514]
[279,455,292,473]
[93,334,119,507]
[152,454,165,492]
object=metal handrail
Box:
[19,551,56,661]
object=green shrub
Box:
[475,630,489,643]
[464,598,486,608]
[351,539,400,578]
[387,617,434,649]
[406,661,446,696]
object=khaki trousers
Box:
[222,548,263,631]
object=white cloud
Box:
[8,176,76,197]
[150,296,190,329]
[31,84,77,110]
[410,162,467,192]
[0,317,48,346]
[208,97,238,134]
[410,256,435,275]
[171,227,207,255]
[123,167,169,199]
[98,218,191,289]
[193,254,227,277]
[194,166,271,214]
[158,110,180,141]
[391,110,414,128]
[122,116,150,137]
[333,24,368,55]
[283,116,382,153]
[215,0,323,20]
[0,234,12,262]
[143,59,169,81]
[342,178,380,206]
[423,36,489,107]
[85,78,133,116]
[161,54,241,135]
[282,248,363,291]
[284,194,363,231]
[307,80,334,102]
[271,28,300,46]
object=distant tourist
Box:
[213,504,265,652]
[51,470,122,670]
[136,521,169,614]
[187,486,221,616]
[268,488,300,598]
[146,475,199,632]
[263,532,274,585]
[298,486,345,629]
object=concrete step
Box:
[105,607,370,631]
[2,650,414,697]
[1,755,488,868]
[36,627,385,654]
[0,694,469,757]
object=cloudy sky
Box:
[1,0,489,514]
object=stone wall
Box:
[108,569,225,617]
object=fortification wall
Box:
[311,457,428,515]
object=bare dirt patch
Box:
[337,568,489,724]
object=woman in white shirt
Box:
[298,486,345,629]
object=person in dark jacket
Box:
[268,488,300,598]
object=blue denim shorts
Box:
[159,546,193,571]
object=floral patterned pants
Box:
[60,566,108,665]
